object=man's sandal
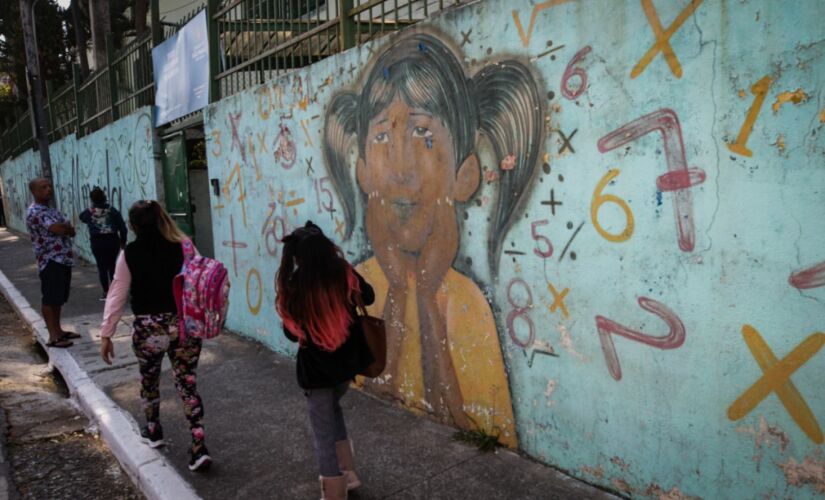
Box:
[46,339,73,348]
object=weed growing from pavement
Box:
[453,428,501,452]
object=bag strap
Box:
[353,292,368,317]
[180,239,198,270]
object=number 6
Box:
[591,169,634,243]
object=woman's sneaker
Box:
[189,446,212,472]
[140,425,164,448]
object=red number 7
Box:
[531,220,554,258]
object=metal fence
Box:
[0,0,468,160]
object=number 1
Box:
[728,75,772,158]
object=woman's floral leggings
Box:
[132,313,205,451]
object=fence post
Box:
[72,63,83,138]
[45,81,54,142]
[151,0,162,46]
[338,0,356,51]
[207,0,221,103]
[106,33,119,121]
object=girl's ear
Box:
[356,157,370,194]
[454,153,480,202]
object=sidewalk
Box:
[0,228,619,500]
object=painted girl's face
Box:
[358,99,459,253]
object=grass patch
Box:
[453,428,501,452]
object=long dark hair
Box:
[324,32,544,273]
[128,200,186,243]
[276,222,360,352]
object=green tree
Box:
[0,0,74,129]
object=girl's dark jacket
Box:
[282,271,375,389]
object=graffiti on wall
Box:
[1,109,156,262]
[198,0,825,498]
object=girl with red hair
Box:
[276,221,375,500]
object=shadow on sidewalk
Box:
[0,228,620,500]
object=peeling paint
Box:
[778,454,825,493]
[611,477,633,494]
[771,88,809,113]
[645,484,703,500]
[819,108,825,123]
[580,465,604,479]
[543,379,557,407]
[735,415,790,463]
[556,323,587,362]
[772,134,786,152]
[610,456,630,471]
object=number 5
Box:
[531,220,554,258]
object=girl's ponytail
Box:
[471,61,545,274]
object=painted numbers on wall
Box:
[222,163,248,227]
[246,267,263,315]
[560,46,591,100]
[789,260,825,290]
[727,325,825,444]
[727,76,772,158]
[590,169,634,243]
[507,278,536,349]
[598,108,706,251]
[595,297,686,381]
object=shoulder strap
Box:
[353,292,368,317]
[180,239,198,269]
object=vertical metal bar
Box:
[339,0,355,51]
[209,0,221,102]
[106,33,119,121]
[72,64,81,137]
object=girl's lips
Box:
[391,198,417,219]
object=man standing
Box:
[26,178,80,348]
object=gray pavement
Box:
[0,227,620,500]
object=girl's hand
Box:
[100,337,115,365]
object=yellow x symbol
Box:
[727,325,825,444]
[631,0,704,79]
[547,282,569,318]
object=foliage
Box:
[453,428,502,453]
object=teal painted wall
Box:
[0,0,822,497]
[0,108,157,262]
[203,1,825,497]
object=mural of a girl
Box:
[324,32,544,447]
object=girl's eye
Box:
[373,132,389,144]
[412,126,432,139]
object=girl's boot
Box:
[319,475,347,500]
[335,439,361,490]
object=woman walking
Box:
[98,200,211,471]
[276,222,375,500]
[79,187,127,300]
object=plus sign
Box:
[348,64,357,77]
[541,189,562,216]
[222,215,247,277]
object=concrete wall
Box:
[0,108,158,262]
[203,0,825,497]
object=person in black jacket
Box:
[98,200,212,472]
[276,221,374,500]
[78,187,127,300]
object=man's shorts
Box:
[39,261,72,306]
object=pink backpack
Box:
[172,239,230,343]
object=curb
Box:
[0,269,200,500]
